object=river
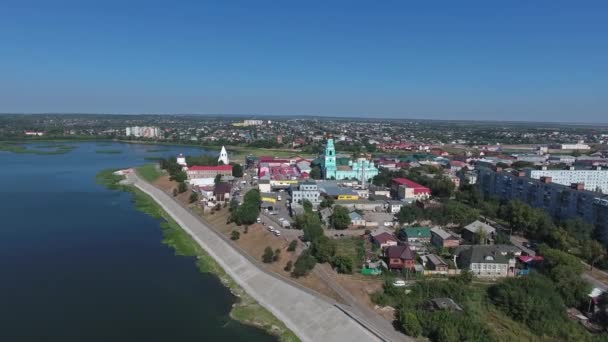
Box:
[0,142,275,342]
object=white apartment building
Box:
[526,167,608,193]
[125,126,161,138]
[560,143,591,150]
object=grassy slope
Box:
[136,164,163,182]
[335,237,365,271]
[97,169,299,342]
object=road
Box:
[128,172,388,342]
[314,265,414,342]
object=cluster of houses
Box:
[369,220,539,278]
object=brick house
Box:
[386,245,415,270]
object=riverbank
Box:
[96,169,299,342]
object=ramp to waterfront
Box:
[130,173,382,342]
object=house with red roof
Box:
[386,245,415,270]
[186,165,233,179]
[391,178,431,201]
[372,232,398,249]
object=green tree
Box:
[400,312,422,337]
[170,170,187,183]
[214,174,222,185]
[230,230,240,240]
[302,199,313,213]
[398,205,420,224]
[563,218,594,241]
[331,255,353,274]
[178,181,187,193]
[189,191,198,203]
[311,236,337,263]
[262,246,274,263]
[319,197,334,209]
[231,163,244,177]
[582,240,606,270]
[310,166,322,180]
[331,205,351,230]
[287,240,298,252]
[292,249,317,277]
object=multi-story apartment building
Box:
[525,167,608,193]
[478,166,608,243]
[125,126,161,138]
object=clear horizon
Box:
[1,1,606,122]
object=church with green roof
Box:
[322,139,379,182]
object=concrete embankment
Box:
[129,173,382,342]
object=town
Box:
[5,114,608,341]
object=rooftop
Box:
[188,165,232,171]
[392,178,431,193]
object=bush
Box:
[488,274,568,335]
[177,182,187,193]
[400,312,422,337]
[262,246,274,263]
[230,230,240,241]
[172,188,178,197]
[284,260,293,272]
[189,192,198,203]
[273,248,281,262]
[287,240,297,252]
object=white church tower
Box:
[218,146,229,165]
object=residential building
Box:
[387,200,404,213]
[349,212,366,227]
[214,182,232,202]
[526,167,608,193]
[186,165,233,179]
[431,227,460,248]
[425,254,448,272]
[462,220,496,244]
[456,245,519,278]
[372,232,398,249]
[478,166,608,244]
[391,178,431,201]
[399,226,432,243]
[386,245,415,270]
[125,126,161,138]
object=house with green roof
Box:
[399,226,432,243]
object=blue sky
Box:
[0,1,606,122]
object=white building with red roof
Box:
[392,178,431,201]
[186,165,233,180]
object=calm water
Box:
[0,142,275,342]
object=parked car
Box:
[267,226,274,231]
[256,217,261,223]
[392,280,406,287]
[274,231,281,237]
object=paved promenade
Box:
[129,173,384,342]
